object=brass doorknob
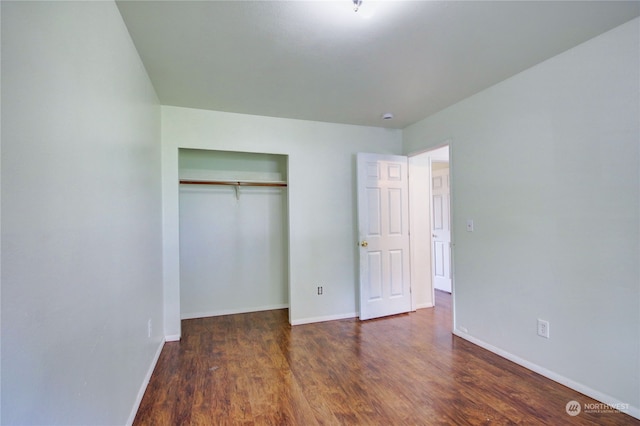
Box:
[360,240,368,247]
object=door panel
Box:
[389,250,404,297]
[366,188,381,235]
[368,251,383,300]
[388,188,403,235]
[357,153,411,320]
[433,195,444,230]
[434,241,445,276]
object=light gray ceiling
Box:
[116,1,640,129]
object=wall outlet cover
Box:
[537,319,549,338]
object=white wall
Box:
[1,2,163,425]
[404,18,640,416]
[162,106,402,333]
[179,184,288,318]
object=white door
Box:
[357,153,411,320]
[432,165,451,292]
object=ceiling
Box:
[116,1,640,129]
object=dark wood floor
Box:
[134,291,638,425]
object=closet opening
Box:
[178,149,290,320]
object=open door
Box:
[432,163,452,292]
[357,153,411,320]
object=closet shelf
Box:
[179,179,287,187]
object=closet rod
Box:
[179,180,287,187]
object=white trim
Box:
[180,304,289,320]
[415,303,435,310]
[126,339,165,426]
[453,329,640,421]
[408,152,435,312]
[165,334,181,342]
[291,312,357,326]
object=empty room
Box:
[1,1,639,425]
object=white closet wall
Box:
[178,149,288,318]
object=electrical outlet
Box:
[317,286,323,295]
[147,319,152,338]
[537,319,549,338]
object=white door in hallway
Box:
[357,153,411,320]
[432,165,452,292]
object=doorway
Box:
[355,144,452,318]
[408,144,451,309]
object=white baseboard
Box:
[291,312,357,326]
[415,302,435,310]
[453,329,640,421]
[181,303,289,320]
[126,339,165,426]
[165,334,181,342]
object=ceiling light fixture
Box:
[382,113,394,120]
[352,0,363,12]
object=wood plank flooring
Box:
[134,291,638,425]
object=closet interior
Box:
[178,149,289,319]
